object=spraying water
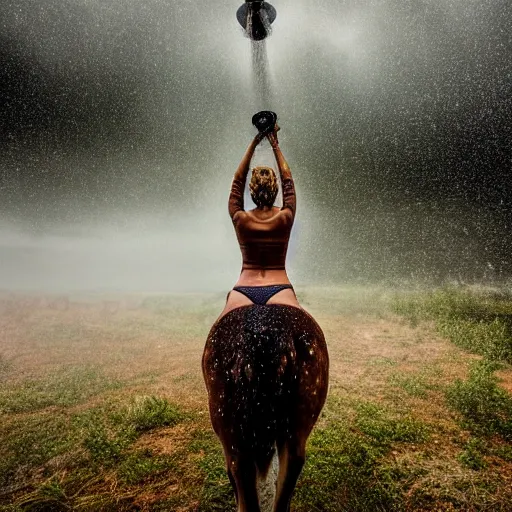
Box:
[251,40,273,109]
[237,0,277,109]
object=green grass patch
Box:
[446,360,512,439]
[79,396,186,465]
[117,450,180,485]
[368,357,398,367]
[83,422,136,464]
[0,366,122,414]
[355,402,429,444]
[294,401,429,511]
[0,413,75,489]
[119,395,186,433]
[190,429,236,511]
[438,317,512,362]
[14,478,69,511]
[294,422,402,511]
[491,444,512,462]
[458,437,487,470]
[390,374,431,398]
[393,288,512,363]
[0,397,187,510]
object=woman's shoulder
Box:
[246,207,289,222]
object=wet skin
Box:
[219,203,302,321]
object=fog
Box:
[1,0,510,292]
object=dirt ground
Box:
[0,288,470,410]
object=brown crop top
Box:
[228,175,296,270]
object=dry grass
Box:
[0,286,511,511]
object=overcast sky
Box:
[0,0,511,290]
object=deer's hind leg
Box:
[273,319,329,512]
[273,436,306,512]
[226,452,261,512]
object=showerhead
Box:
[236,1,277,41]
[252,110,277,135]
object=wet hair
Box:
[249,166,278,208]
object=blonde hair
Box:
[249,166,278,207]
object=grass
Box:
[295,422,397,511]
[446,360,512,439]
[187,428,237,510]
[458,437,487,470]
[388,366,443,399]
[0,413,75,490]
[0,354,11,377]
[117,450,180,485]
[393,287,512,363]
[80,396,186,465]
[0,394,188,508]
[1,287,512,510]
[392,287,512,506]
[0,366,122,414]
[438,317,512,362]
[121,395,187,433]
[354,402,429,444]
[294,400,430,511]
[389,374,430,398]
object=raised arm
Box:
[267,128,296,217]
[229,133,263,220]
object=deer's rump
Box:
[203,304,329,476]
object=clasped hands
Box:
[255,123,280,148]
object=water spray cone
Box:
[252,110,277,135]
[237,0,277,41]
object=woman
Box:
[203,122,328,512]
[219,124,300,319]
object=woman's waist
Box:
[239,242,288,269]
[235,269,292,287]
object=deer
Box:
[202,304,329,512]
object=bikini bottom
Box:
[231,284,294,306]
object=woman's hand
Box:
[267,125,280,148]
[254,131,265,145]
